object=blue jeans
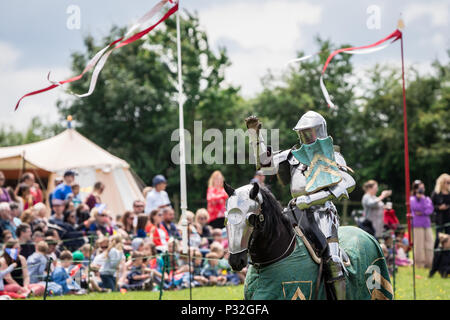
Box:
[100,274,116,291]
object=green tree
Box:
[350,58,450,219]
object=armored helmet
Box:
[293,111,327,144]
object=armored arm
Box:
[246,116,290,176]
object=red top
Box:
[206,186,228,223]
[30,186,43,204]
[148,224,169,247]
[383,209,399,227]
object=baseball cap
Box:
[152,175,167,187]
[64,170,78,177]
[72,251,84,262]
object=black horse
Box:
[225,182,393,300]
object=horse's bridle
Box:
[247,200,297,269]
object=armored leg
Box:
[312,203,347,300]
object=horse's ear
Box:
[224,182,235,197]
[249,182,259,200]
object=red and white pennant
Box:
[289,29,403,108]
[15,0,178,111]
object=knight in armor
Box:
[246,111,356,300]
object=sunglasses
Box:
[100,246,108,250]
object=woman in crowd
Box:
[410,179,434,269]
[85,182,105,210]
[431,173,450,237]
[361,180,392,239]
[0,239,45,296]
[7,187,23,212]
[32,203,49,223]
[429,173,450,277]
[20,209,35,226]
[148,209,169,252]
[75,203,91,225]
[206,170,228,229]
[136,214,148,238]
[0,171,11,203]
[195,208,212,248]
[120,211,136,236]
[16,183,34,211]
[92,235,124,291]
[89,207,113,236]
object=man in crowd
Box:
[16,223,34,259]
[9,203,22,228]
[161,207,181,240]
[250,170,266,188]
[133,200,145,215]
[52,170,77,202]
[48,199,67,240]
[0,202,16,238]
[144,175,171,214]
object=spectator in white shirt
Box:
[144,175,171,214]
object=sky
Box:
[0,0,448,131]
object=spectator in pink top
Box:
[206,171,228,229]
[85,182,105,210]
[0,171,11,204]
[410,179,435,269]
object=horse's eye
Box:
[247,214,258,227]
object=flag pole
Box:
[398,18,415,300]
[176,0,188,249]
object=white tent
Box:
[0,128,144,216]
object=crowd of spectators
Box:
[0,169,245,299]
[360,173,450,278]
[1,166,448,299]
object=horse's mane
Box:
[259,186,293,240]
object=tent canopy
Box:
[0,129,129,172]
[0,129,144,216]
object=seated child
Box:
[122,252,153,291]
[27,241,49,285]
[192,249,208,286]
[212,228,228,249]
[51,250,83,295]
[201,252,227,286]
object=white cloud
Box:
[0,41,71,132]
[403,2,449,27]
[198,1,323,96]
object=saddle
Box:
[284,206,329,262]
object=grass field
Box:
[33,266,448,300]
